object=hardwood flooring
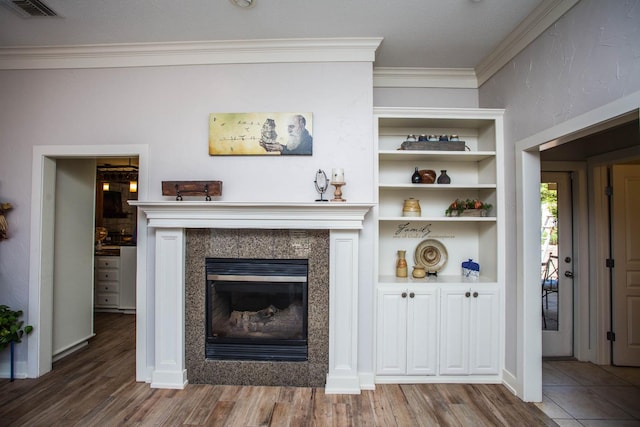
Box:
[0,313,556,426]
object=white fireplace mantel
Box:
[131,201,373,394]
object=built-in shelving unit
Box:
[374,107,505,384]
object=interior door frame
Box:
[27,144,149,379]
[514,91,640,402]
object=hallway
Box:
[537,360,640,426]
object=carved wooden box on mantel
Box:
[162,181,222,201]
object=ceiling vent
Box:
[0,0,58,17]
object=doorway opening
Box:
[28,145,148,380]
[515,93,640,401]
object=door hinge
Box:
[605,186,613,196]
[606,258,615,268]
[607,331,616,341]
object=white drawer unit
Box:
[95,293,119,307]
[94,249,136,313]
[96,257,120,269]
[95,255,120,310]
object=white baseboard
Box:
[0,360,28,379]
[502,368,518,396]
[359,372,376,390]
[53,340,89,362]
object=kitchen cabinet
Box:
[374,107,505,383]
[94,246,136,313]
[376,284,438,376]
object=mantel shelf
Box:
[129,201,374,230]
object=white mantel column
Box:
[325,229,360,394]
[150,228,188,389]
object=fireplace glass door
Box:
[206,258,308,361]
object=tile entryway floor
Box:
[537,360,640,426]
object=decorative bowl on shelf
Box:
[414,239,448,273]
[419,169,436,184]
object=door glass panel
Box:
[541,182,559,331]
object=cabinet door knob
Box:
[409,292,415,298]
[402,292,407,298]
[473,292,478,298]
[465,291,471,298]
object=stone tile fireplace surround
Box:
[132,202,372,394]
[185,228,329,387]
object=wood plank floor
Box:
[0,313,556,426]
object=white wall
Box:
[374,87,478,108]
[0,61,376,374]
[479,0,640,376]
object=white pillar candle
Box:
[332,168,344,183]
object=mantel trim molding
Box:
[130,201,374,230]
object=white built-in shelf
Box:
[379,150,496,162]
[374,107,505,384]
[379,216,496,222]
[378,275,498,285]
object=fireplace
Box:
[205,258,308,361]
[131,201,372,393]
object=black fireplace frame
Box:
[205,258,308,362]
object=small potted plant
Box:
[445,198,493,217]
[0,305,33,381]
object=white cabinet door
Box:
[440,285,500,376]
[406,288,438,375]
[469,287,501,375]
[439,288,470,375]
[376,287,408,375]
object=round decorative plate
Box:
[414,239,448,273]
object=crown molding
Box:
[475,0,580,86]
[0,37,383,70]
[373,67,477,89]
[372,0,580,90]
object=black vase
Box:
[437,170,451,184]
[411,167,421,184]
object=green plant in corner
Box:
[1,305,33,381]
[0,305,32,349]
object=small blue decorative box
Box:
[462,259,480,279]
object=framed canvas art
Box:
[209,112,313,156]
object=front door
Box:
[611,164,640,366]
[542,172,574,357]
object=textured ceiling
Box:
[0,0,543,69]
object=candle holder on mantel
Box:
[330,181,346,202]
